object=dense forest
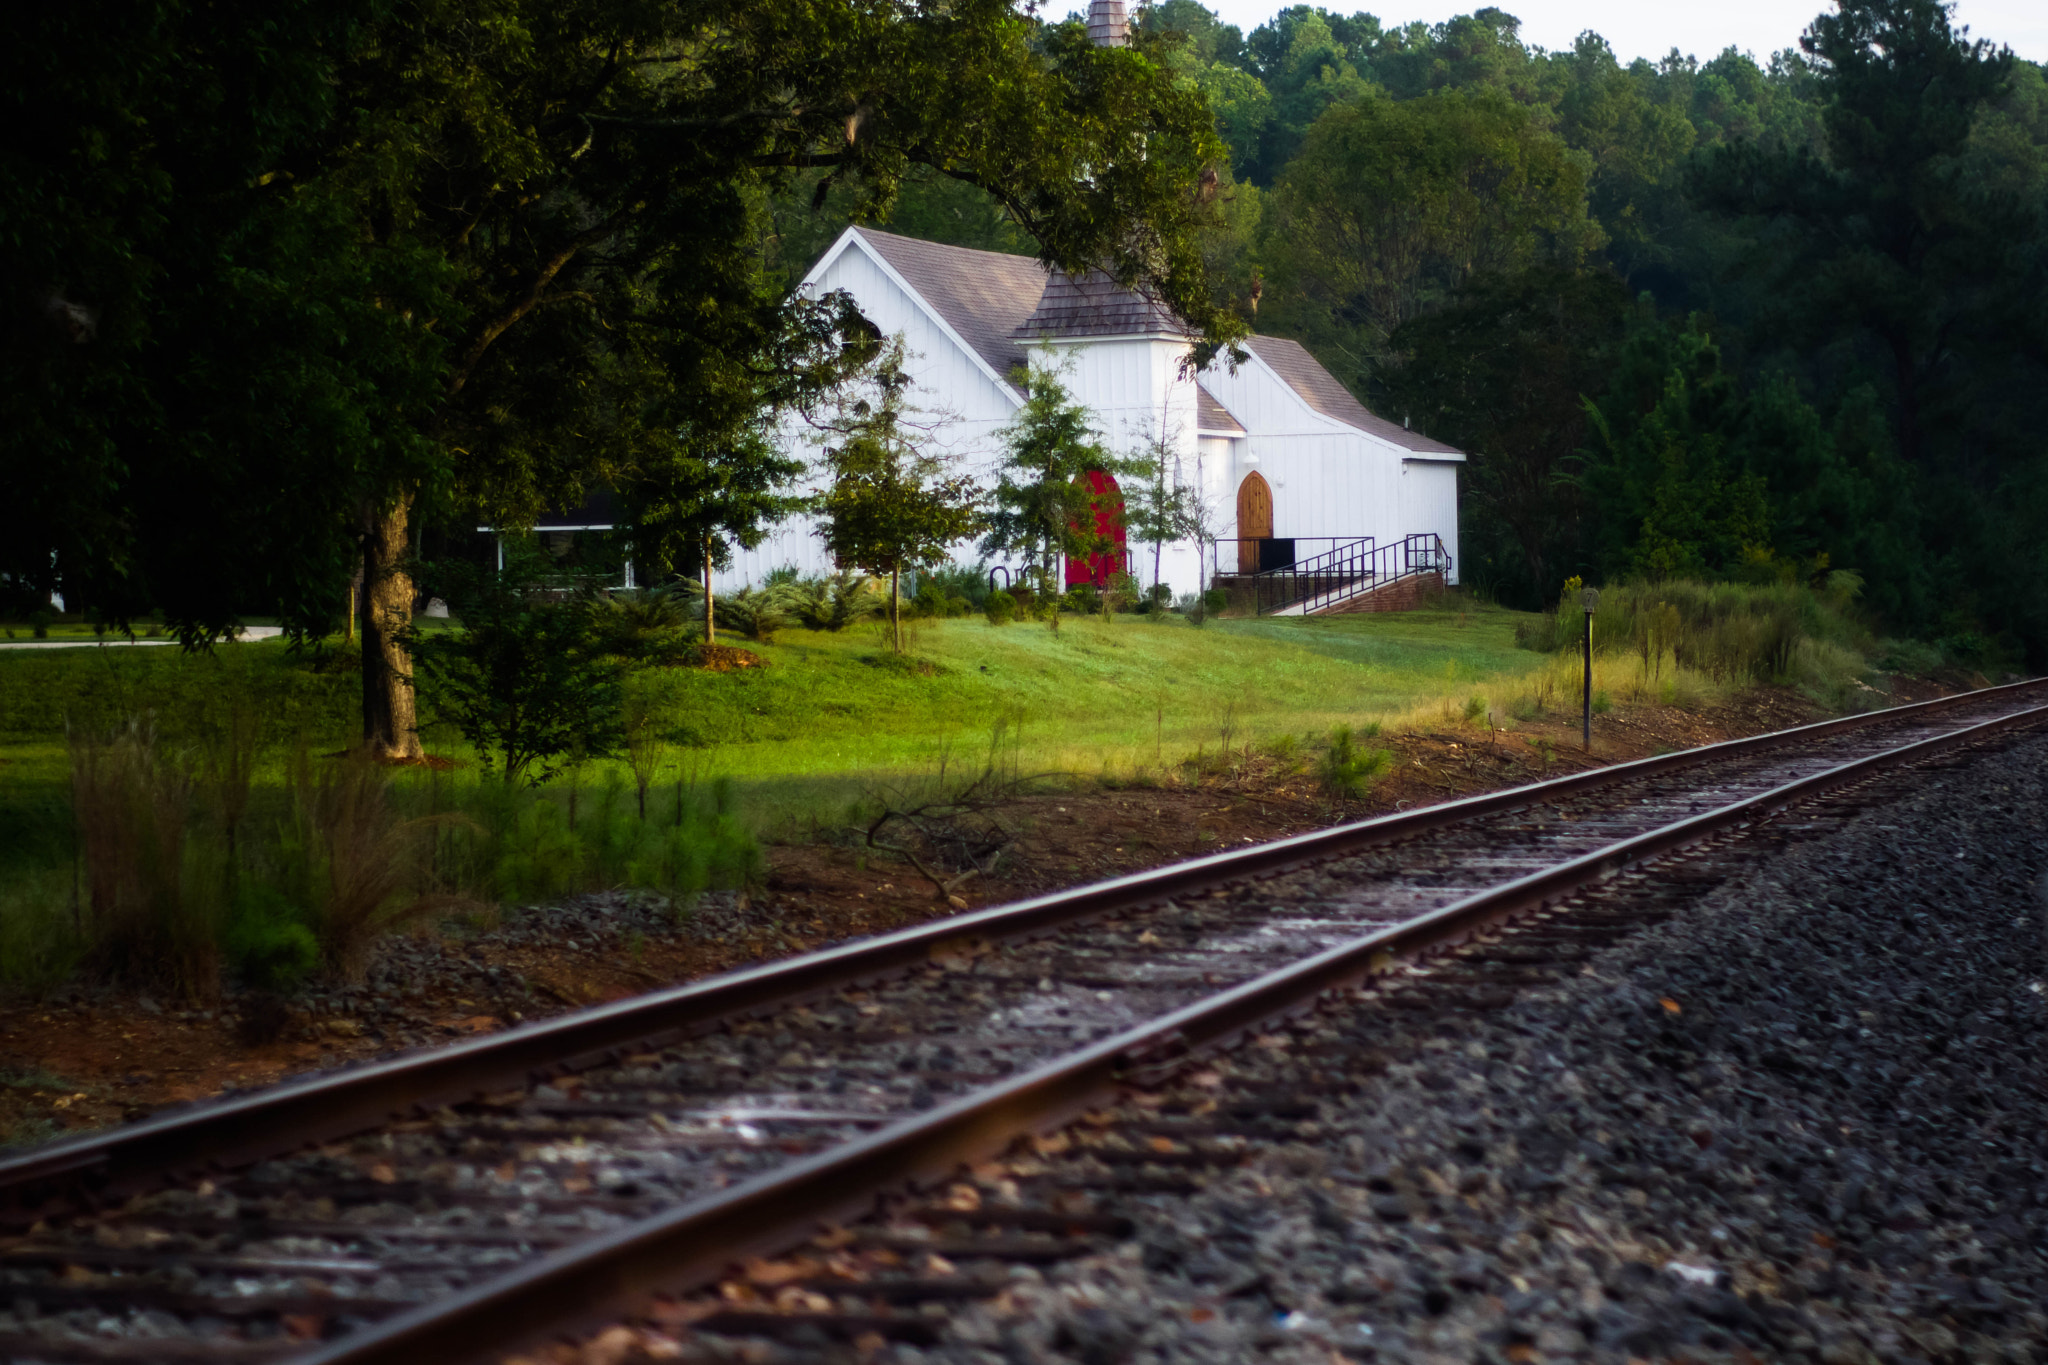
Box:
[775,0,2048,662]
[6,0,2046,678]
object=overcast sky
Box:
[1196,0,2048,66]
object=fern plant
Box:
[788,570,884,631]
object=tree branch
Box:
[447,213,634,395]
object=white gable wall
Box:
[1198,350,1421,574]
[1400,459,1461,581]
[713,234,1023,591]
[711,229,1462,601]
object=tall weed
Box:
[1514,577,1877,700]
[277,752,476,980]
[67,720,216,1000]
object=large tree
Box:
[1692,0,2020,470]
[10,0,1239,756]
[1263,85,1603,379]
[1378,267,1632,604]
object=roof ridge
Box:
[850,225,1041,269]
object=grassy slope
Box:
[0,605,1547,852]
[629,606,1540,817]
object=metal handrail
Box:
[1248,532,1450,615]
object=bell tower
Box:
[1086,0,1129,46]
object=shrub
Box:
[1062,583,1102,614]
[1104,572,1139,614]
[920,562,994,609]
[276,752,474,979]
[788,570,884,631]
[222,885,319,991]
[587,586,691,655]
[710,584,791,642]
[1009,583,1038,618]
[414,563,626,786]
[1317,725,1394,799]
[1202,588,1228,616]
[984,589,1018,625]
[1517,577,1883,697]
[625,778,764,921]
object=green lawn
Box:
[0,603,1550,851]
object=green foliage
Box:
[920,563,997,609]
[815,340,986,652]
[625,780,764,921]
[1317,724,1395,798]
[982,368,1136,591]
[1516,578,1902,696]
[1581,324,1774,581]
[587,587,694,657]
[984,589,1019,626]
[1265,85,1603,369]
[414,558,626,786]
[1379,269,1634,604]
[222,887,320,993]
[787,571,886,631]
[706,585,795,644]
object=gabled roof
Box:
[826,229,1458,457]
[1196,386,1244,435]
[849,228,1047,384]
[1012,269,1188,341]
[1241,336,1463,456]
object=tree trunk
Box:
[702,537,714,645]
[360,499,422,760]
[345,558,362,645]
[890,566,901,652]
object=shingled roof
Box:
[851,228,1048,383]
[1196,387,1244,434]
[1011,269,1188,341]
[1241,336,1462,455]
[838,229,1448,453]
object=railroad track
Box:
[1,681,2043,1364]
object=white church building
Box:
[715,225,1465,613]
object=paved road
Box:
[0,625,285,650]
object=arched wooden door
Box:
[1236,472,1272,573]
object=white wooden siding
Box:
[706,228,1460,602]
[1401,460,1461,583]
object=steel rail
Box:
[293,694,2048,1365]
[1,677,2042,1227]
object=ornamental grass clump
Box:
[276,750,478,981]
[67,719,214,999]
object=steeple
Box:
[1086,0,1129,47]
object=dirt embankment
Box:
[0,682,1946,1149]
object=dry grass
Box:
[281,752,478,981]
[67,720,216,1001]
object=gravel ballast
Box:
[902,737,2048,1365]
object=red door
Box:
[1065,470,1128,587]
